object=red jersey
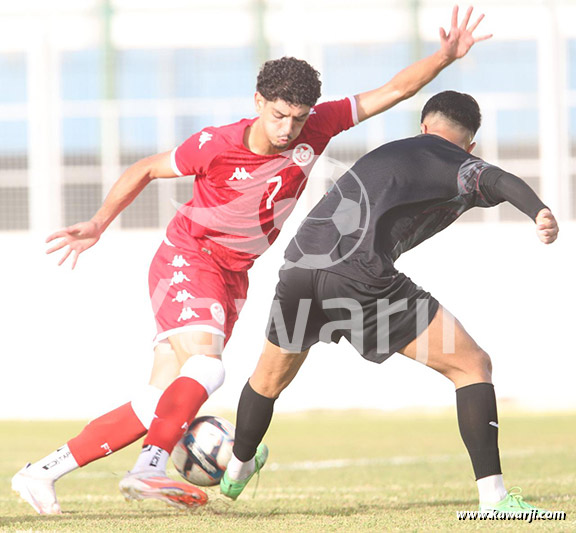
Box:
[166,97,358,271]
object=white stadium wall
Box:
[1,1,576,419]
[2,218,575,419]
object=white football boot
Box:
[12,463,62,515]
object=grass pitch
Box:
[1,410,575,532]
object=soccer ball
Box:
[171,415,235,487]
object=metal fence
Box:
[0,0,574,232]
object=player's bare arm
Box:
[354,5,492,122]
[535,208,559,244]
[46,151,176,269]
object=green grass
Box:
[1,410,575,532]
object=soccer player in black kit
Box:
[219,91,559,515]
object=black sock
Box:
[456,382,502,480]
[233,381,276,462]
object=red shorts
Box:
[149,238,249,345]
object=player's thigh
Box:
[250,339,309,399]
[398,305,492,385]
[149,342,181,389]
[253,266,321,398]
[149,333,225,389]
[168,330,225,366]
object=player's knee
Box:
[451,346,492,383]
[481,349,493,377]
[468,347,492,377]
[180,354,225,396]
[250,367,299,399]
[251,380,284,400]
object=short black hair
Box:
[256,57,322,107]
[421,91,482,135]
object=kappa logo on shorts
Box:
[169,255,190,268]
[178,307,201,322]
[170,271,191,286]
[172,290,195,303]
[292,143,314,167]
[210,303,226,326]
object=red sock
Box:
[67,403,147,467]
[143,377,208,453]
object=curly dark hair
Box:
[421,91,482,135]
[256,57,321,107]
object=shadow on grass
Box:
[198,497,476,518]
[0,508,177,527]
[2,497,477,528]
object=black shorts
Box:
[266,267,440,364]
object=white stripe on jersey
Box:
[170,147,184,176]
[348,95,360,126]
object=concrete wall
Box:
[2,218,574,419]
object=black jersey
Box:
[285,134,546,285]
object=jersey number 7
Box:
[266,176,282,210]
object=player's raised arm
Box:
[354,5,492,123]
[46,150,177,269]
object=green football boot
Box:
[220,443,269,501]
[480,487,547,517]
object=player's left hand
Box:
[439,6,492,60]
[535,208,559,244]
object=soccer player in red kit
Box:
[12,6,490,513]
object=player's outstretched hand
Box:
[46,220,102,269]
[439,5,492,61]
[535,208,559,245]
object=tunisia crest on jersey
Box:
[292,143,315,167]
